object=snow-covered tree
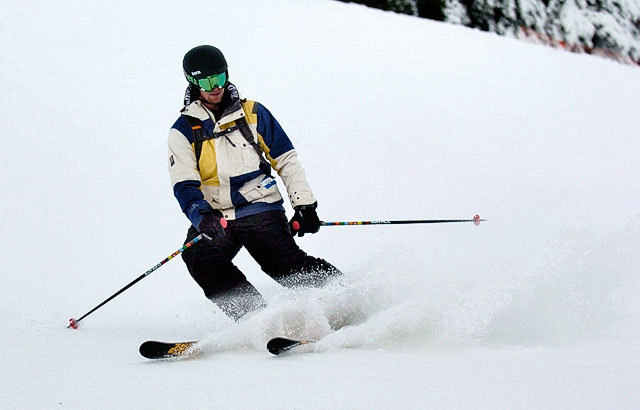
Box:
[333,0,640,63]
[547,0,640,60]
[516,0,548,32]
[444,0,472,24]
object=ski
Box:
[140,337,317,358]
[266,337,316,355]
[139,340,198,359]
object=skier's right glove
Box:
[289,202,321,237]
[196,208,227,239]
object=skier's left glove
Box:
[289,202,320,237]
[197,208,227,239]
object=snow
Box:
[1,0,640,408]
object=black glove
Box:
[196,208,226,239]
[289,202,320,237]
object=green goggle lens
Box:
[196,72,227,92]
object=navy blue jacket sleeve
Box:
[255,103,295,159]
[173,180,211,228]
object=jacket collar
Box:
[183,99,245,127]
[181,83,244,127]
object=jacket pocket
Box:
[224,131,259,169]
[237,176,278,203]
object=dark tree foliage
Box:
[416,0,446,21]
[460,0,492,31]
[335,0,402,11]
[335,0,414,14]
[335,0,387,7]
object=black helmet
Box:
[183,45,228,86]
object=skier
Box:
[168,45,341,321]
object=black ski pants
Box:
[181,210,340,320]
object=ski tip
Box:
[139,341,163,359]
[68,318,78,329]
[139,341,157,358]
[267,337,298,355]
[139,340,197,359]
[267,337,314,355]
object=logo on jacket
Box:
[261,176,276,190]
[169,155,175,167]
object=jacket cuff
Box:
[186,201,213,228]
[289,190,317,208]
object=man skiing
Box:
[168,45,341,321]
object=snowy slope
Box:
[1,0,639,409]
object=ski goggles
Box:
[188,72,228,92]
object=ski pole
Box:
[67,233,211,329]
[321,215,485,227]
[291,215,485,233]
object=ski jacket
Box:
[168,93,316,227]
